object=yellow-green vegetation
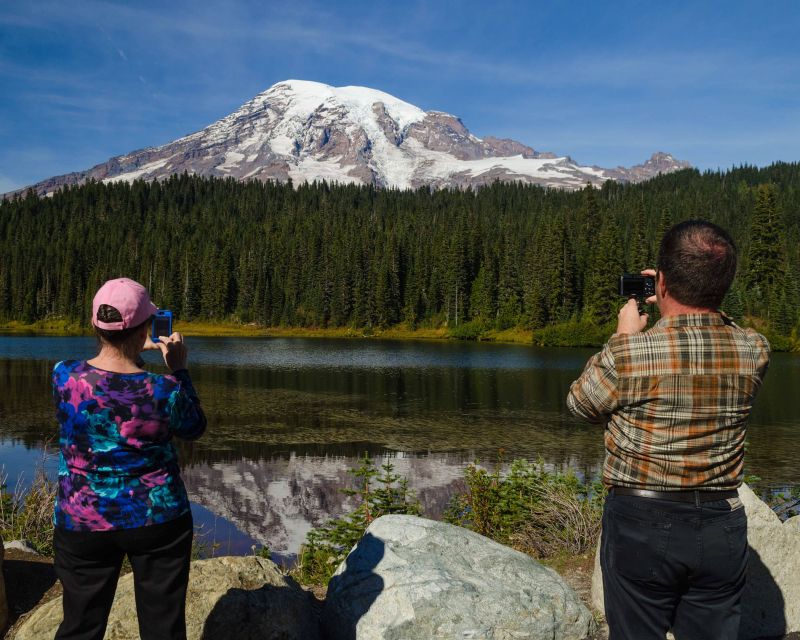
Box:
[172,321,451,341]
[0,318,90,336]
[0,318,533,344]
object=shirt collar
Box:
[654,312,728,329]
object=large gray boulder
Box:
[1,534,7,636]
[14,555,320,640]
[737,483,800,638]
[591,484,800,638]
[323,514,595,640]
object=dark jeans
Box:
[53,512,193,640]
[601,492,748,640]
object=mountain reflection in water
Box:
[1,337,799,557]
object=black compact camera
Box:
[619,274,655,300]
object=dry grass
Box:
[1,461,57,556]
[509,481,603,558]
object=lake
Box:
[1,336,797,560]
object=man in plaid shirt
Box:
[568,220,769,639]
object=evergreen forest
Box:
[1,162,798,346]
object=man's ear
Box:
[657,271,668,299]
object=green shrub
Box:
[532,320,614,348]
[448,319,491,341]
[294,455,421,585]
[445,457,605,558]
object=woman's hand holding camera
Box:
[154,332,188,372]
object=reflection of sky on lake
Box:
[180,337,595,371]
[2,336,799,557]
[0,335,594,371]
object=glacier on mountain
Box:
[13,79,691,196]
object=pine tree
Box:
[583,213,625,324]
[744,183,785,314]
[469,260,496,323]
[631,199,650,269]
[721,282,745,321]
[496,239,522,329]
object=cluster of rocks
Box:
[7,484,799,639]
[13,516,594,640]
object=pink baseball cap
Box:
[92,278,158,330]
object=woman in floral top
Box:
[52,278,206,640]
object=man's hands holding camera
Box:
[617,269,657,335]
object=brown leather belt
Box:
[611,486,738,504]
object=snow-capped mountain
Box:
[17,80,691,195]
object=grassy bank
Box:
[0,319,535,345]
[0,319,90,336]
[1,316,797,351]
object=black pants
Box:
[600,492,748,640]
[53,512,193,640]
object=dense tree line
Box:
[1,163,799,334]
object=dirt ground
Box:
[543,551,609,640]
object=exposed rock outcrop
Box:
[14,555,320,640]
[323,514,595,640]
[603,152,692,183]
[591,484,800,639]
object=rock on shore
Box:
[13,555,320,640]
[591,484,800,639]
[324,514,595,640]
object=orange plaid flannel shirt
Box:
[567,313,770,491]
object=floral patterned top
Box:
[52,359,206,531]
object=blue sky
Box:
[1,0,799,192]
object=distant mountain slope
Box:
[13,80,691,195]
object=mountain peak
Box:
[261,80,426,131]
[8,80,691,196]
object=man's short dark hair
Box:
[657,220,737,309]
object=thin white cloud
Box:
[0,175,21,194]
[3,0,797,97]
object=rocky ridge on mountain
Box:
[11,80,691,196]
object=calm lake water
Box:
[1,336,797,559]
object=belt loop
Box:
[694,490,700,508]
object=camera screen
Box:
[623,278,646,295]
[620,275,654,297]
[152,316,171,338]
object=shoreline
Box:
[0,318,795,351]
[0,320,538,346]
